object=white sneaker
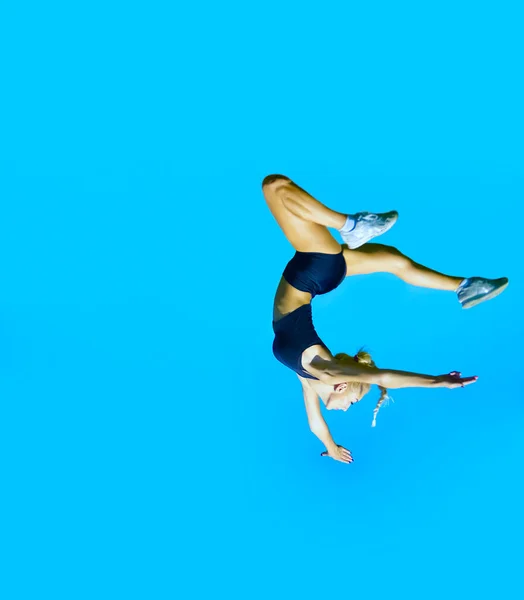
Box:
[341,211,398,249]
[457,277,509,309]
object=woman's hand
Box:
[321,445,354,464]
[436,371,478,389]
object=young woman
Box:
[263,174,508,465]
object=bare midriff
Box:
[273,277,312,322]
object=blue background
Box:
[1,1,523,598]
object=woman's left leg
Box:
[344,243,509,308]
[343,243,463,290]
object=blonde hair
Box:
[334,349,390,427]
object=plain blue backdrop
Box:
[1,1,523,598]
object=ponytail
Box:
[335,349,392,428]
[371,386,391,428]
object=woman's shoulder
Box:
[300,344,334,381]
[302,344,333,366]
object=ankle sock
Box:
[339,214,357,234]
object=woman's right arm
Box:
[307,356,477,389]
[375,369,478,389]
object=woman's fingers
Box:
[320,447,354,463]
[448,373,478,388]
[449,372,478,384]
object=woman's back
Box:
[272,277,311,321]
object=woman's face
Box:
[325,383,361,411]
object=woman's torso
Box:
[272,251,347,378]
[273,277,311,321]
[273,250,347,318]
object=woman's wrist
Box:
[432,375,446,388]
[325,440,338,453]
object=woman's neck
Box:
[308,379,334,406]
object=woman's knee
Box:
[363,244,409,272]
[382,246,411,273]
[261,174,291,192]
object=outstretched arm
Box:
[299,377,353,464]
[307,357,477,390]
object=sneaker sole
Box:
[346,212,399,250]
[461,279,509,309]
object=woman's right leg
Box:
[262,174,348,230]
[262,174,398,251]
[262,175,342,253]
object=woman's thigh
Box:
[343,243,406,276]
[262,175,341,254]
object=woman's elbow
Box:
[367,371,389,387]
[309,419,325,434]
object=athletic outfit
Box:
[272,251,346,379]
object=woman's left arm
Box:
[299,378,353,464]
